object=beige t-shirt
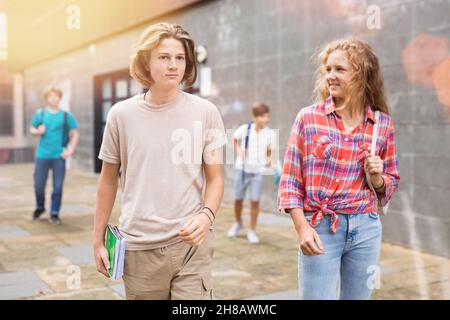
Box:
[99,90,227,250]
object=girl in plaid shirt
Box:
[278,38,400,300]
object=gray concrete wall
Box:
[22,0,450,257]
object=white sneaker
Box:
[247,230,260,244]
[227,223,242,237]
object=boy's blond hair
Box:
[42,86,63,99]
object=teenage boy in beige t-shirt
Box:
[93,23,227,300]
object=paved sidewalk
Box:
[0,164,449,300]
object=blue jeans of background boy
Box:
[298,211,382,300]
[34,158,66,217]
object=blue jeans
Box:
[298,212,382,300]
[234,170,263,201]
[33,158,66,216]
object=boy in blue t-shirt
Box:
[30,86,79,224]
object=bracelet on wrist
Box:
[202,206,216,220]
[199,211,213,225]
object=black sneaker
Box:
[33,208,45,221]
[49,216,61,225]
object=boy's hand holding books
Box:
[94,243,110,278]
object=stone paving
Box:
[0,163,449,300]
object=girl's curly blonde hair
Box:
[314,37,389,116]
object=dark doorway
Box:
[93,70,142,173]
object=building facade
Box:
[4,0,450,257]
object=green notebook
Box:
[105,224,125,279]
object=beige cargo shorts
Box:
[122,231,214,300]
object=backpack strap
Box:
[39,108,46,125]
[62,111,69,148]
[244,121,252,155]
[366,110,386,215]
[241,122,253,181]
[370,111,379,156]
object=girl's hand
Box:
[364,156,384,187]
[364,155,384,175]
[297,222,324,256]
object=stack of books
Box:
[105,224,126,280]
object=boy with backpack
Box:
[227,102,275,244]
[30,86,79,225]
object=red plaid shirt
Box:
[278,97,400,232]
